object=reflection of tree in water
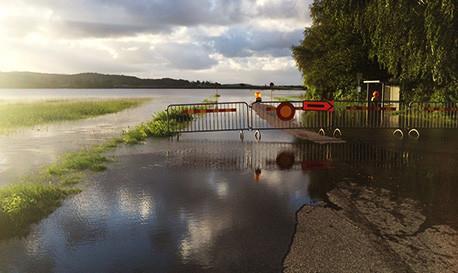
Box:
[307,171,337,202]
[368,154,458,230]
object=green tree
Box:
[361,0,457,100]
[295,0,457,100]
[347,0,458,100]
[293,0,388,99]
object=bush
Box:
[122,125,148,144]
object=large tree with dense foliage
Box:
[294,0,457,100]
[293,0,388,98]
[359,0,457,100]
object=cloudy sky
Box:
[0,0,312,84]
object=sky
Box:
[0,0,312,85]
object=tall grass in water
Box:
[0,98,148,133]
[122,108,192,144]
[0,183,79,239]
[47,143,115,176]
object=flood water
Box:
[0,89,300,186]
[0,89,457,272]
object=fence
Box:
[166,100,458,134]
[166,102,250,133]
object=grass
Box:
[0,142,115,238]
[47,146,112,176]
[0,183,79,239]
[0,106,191,239]
[121,108,192,144]
[0,98,148,133]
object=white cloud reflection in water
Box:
[179,213,230,268]
[116,186,156,223]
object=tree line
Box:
[293,0,457,101]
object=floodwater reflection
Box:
[164,140,417,172]
[0,139,455,273]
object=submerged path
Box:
[251,103,345,144]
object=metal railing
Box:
[166,100,458,134]
[403,102,458,129]
[331,100,402,129]
[166,102,250,133]
[331,101,458,129]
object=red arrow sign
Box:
[303,100,334,112]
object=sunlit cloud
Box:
[0,0,313,84]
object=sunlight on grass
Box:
[0,183,79,239]
[0,98,149,133]
[121,108,192,144]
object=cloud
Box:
[211,27,303,58]
[19,0,310,38]
[256,0,310,20]
[54,21,155,38]
[20,0,246,37]
[155,43,218,70]
[0,0,312,84]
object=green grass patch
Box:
[122,108,192,144]
[0,98,148,133]
[0,183,79,239]
[47,148,109,176]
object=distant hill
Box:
[0,72,304,90]
[0,72,213,89]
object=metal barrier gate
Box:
[167,102,250,133]
[167,100,458,139]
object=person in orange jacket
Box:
[369,91,381,127]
